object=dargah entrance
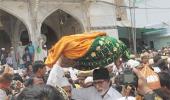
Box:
[0,0,118,60]
[41,9,84,49]
[0,9,29,51]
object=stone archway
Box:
[41,23,57,49]
[0,30,11,49]
[0,9,29,51]
[41,9,84,49]
[20,30,29,46]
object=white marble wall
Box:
[0,0,118,60]
[88,1,118,38]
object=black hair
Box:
[17,85,66,100]
[25,62,32,69]
[29,41,32,44]
[93,68,110,80]
[156,59,168,71]
[25,47,29,52]
[153,55,161,64]
[32,60,45,73]
[158,72,170,89]
[13,73,23,83]
[24,77,33,87]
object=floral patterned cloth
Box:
[45,32,129,70]
[75,36,130,70]
[45,32,106,67]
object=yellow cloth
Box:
[75,84,81,89]
[45,32,106,67]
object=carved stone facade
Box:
[0,0,122,60]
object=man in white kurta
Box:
[72,68,122,100]
[46,64,65,87]
[46,62,122,100]
[72,86,122,100]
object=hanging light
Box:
[58,9,64,25]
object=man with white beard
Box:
[72,68,122,100]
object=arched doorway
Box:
[0,9,29,51]
[41,23,57,49]
[41,9,84,49]
[20,30,29,46]
[0,30,11,49]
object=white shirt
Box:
[38,49,48,61]
[117,96,135,100]
[112,64,123,76]
[0,89,7,100]
[68,67,78,81]
[6,57,13,65]
[42,49,48,58]
[72,86,122,100]
[153,67,161,73]
[46,64,65,87]
[103,86,122,100]
[17,46,25,63]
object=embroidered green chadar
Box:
[75,36,130,70]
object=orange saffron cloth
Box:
[140,65,161,90]
[45,32,106,67]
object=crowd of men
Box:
[0,41,48,69]
[0,43,170,100]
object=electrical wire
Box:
[96,0,169,53]
[96,0,170,10]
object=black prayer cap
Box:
[93,68,110,80]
